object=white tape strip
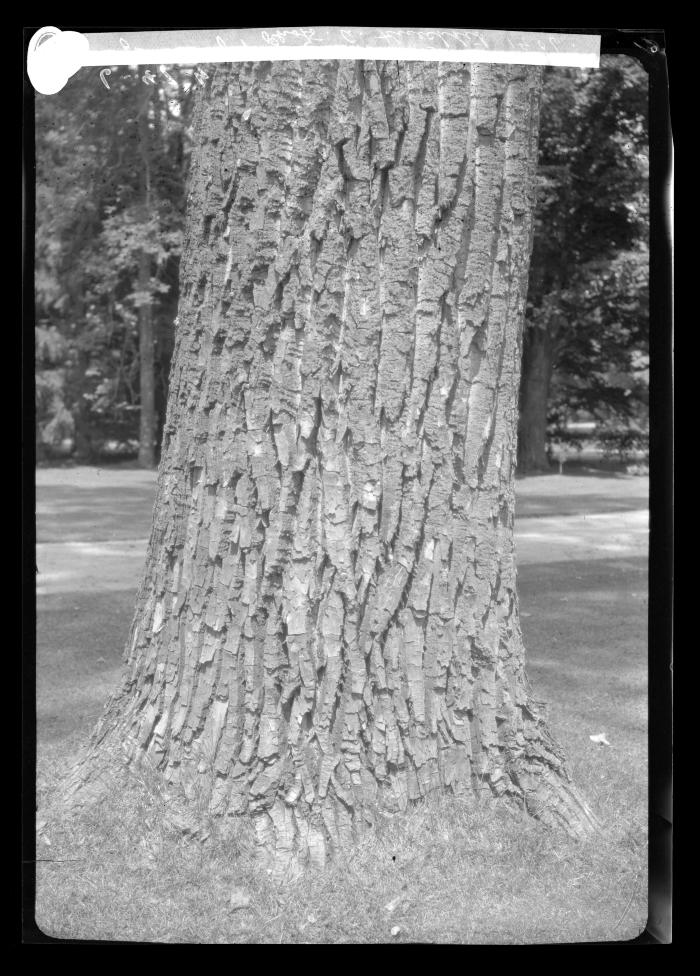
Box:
[28,26,601,95]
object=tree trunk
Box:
[137,249,156,468]
[68,60,597,869]
[517,324,553,473]
[137,90,157,469]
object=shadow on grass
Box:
[37,589,135,744]
[519,556,647,727]
[36,485,157,544]
[518,556,647,833]
[516,459,647,479]
[516,493,649,518]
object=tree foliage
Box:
[520,55,649,468]
[35,58,649,467]
[35,67,195,460]
[548,249,649,454]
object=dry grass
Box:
[34,724,647,944]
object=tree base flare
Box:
[57,683,600,880]
[58,729,599,888]
[519,768,600,838]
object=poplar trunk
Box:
[69,60,597,867]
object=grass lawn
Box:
[33,467,650,944]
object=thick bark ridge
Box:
[71,61,597,866]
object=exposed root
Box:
[58,721,163,817]
[522,768,601,838]
[59,742,130,811]
[251,798,349,882]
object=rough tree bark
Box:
[69,60,597,868]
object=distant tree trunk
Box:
[137,90,156,469]
[137,249,156,468]
[69,60,597,869]
[70,333,94,461]
[517,324,553,472]
[63,286,93,460]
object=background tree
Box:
[35,59,649,474]
[35,66,194,464]
[547,247,649,463]
[518,56,648,472]
[68,60,597,873]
